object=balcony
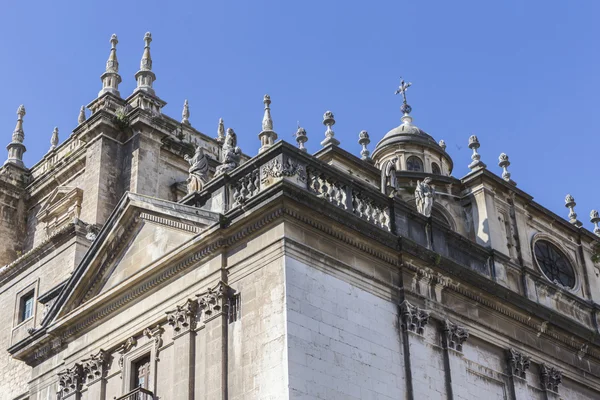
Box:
[114,387,154,400]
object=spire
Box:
[468,135,486,170]
[258,95,277,153]
[78,106,86,125]
[358,130,372,161]
[498,153,516,185]
[321,111,339,147]
[216,118,225,144]
[98,34,122,97]
[565,195,582,227]
[182,99,190,125]
[591,210,600,236]
[49,127,59,152]
[134,32,156,95]
[295,125,308,152]
[4,105,27,168]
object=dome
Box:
[373,115,443,156]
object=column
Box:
[506,348,531,400]
[196,282,233,400]
[399,300,431,400]
[57,364,84,400]
[167,298,198,400]
[540,363,563,400]
[441,320,470,400]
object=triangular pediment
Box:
[47,193,220,322]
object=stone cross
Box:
[395,78,412,104]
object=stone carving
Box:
[58,363,84,397]
[590,210,600,237]
[78,106,86,125]
[321,111,340,147]
[184,146,210,193]
[295,126,308,152]
[439,139,447,151]
[498,153,515,184]
[351,190,390,230]
[540,364,562,392]
[443,320,469,351]
[166,298,198,332]
[143,325,164,361]
[117,337,137,369]
[49,127,59,152]
[564,194,580,225]
[415,177,435,217]
[399,300,430,335]
[468,135,486,170]
[197,282,231,321]
[358,130,371,161]
[261,158,306,183]
[216,118,225,144]
[507,348,530,379]
[395,77,412,106]
[85,224,99,241]
[181,99,190,125]
[82,349,108,382]
[215,128,241,175]
[232,169,260,206]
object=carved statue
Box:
[215,128,241,176]
[415,177,435,217]
[184,145,210,193]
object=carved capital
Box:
[167,298,198,332]
[399,300,430,335]
[82,349,108,382]
[58,363,84,397]
[506,348,530,379]
[443,320,469,352]
[143,325,164,361]
[196,282,233,322]
[540,364,562,393]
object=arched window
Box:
[406,156,423,172]
[533,240,576,288]
[431,162,441,175]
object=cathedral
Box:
[1,32,599,400]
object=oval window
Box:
[533,240,575,288]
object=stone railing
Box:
[30,136,85,180]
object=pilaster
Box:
[441,320,470,400]
[167,298,198,400]
[506,348,531,400]
[82,349,109,400]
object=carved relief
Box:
[507,348,530,379]
[166,298,198,332]
[143,325,164,361]
[261,158,306,183]
[117,337,137,369]
[82,349,108,382]
[57,363,84,397]
[443,320,469,352]
[540,364,562,392]
[196,282,232,322]
[399,300,430,335]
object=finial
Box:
[395,77,413,116]
[468,135,486,170]
[358,130,372,161]
[182,99,190,125]
[134,32,156,95]
[78,106,86,125]
[98,34,122,97]
[439,140,447,151]
[295,126,308,152]
[4,105,27,168]
[320,111,340,147]
[564,195,582,227]
[49,127,59,152]
[258,94,277,153]
[590,210,600,236]
[216,118,225,144]
[498,153,516,185]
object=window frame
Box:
[406,156,424,172]
[431,162,441,175]
[531,234,578,291]
[13,280,38,329]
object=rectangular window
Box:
[133,355,151,390]
[20,291,34,322]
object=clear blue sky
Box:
[1,1,598,229]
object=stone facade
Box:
[1,34,600,400]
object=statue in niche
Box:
[215,128,241,175]
[184,145,210,193]
[415,177,435,217]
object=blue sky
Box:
[1,1,598,229]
